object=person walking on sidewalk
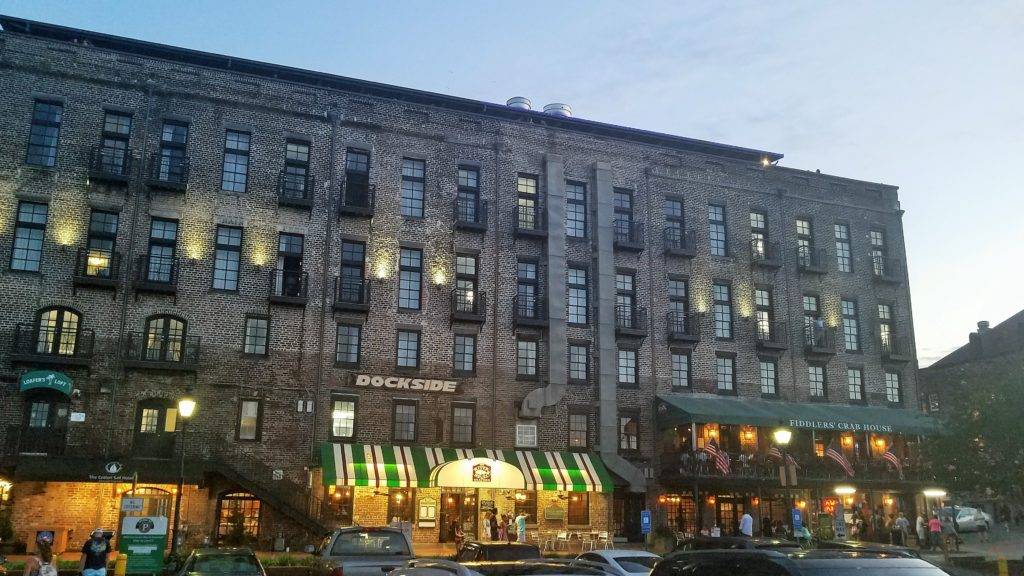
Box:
[916,512,927,549]
[24,534,58,576]
[80,528,111,576]
[928,513,943,552]
[893,512,910,547]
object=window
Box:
[617,348,637,387]
[517,338,538,378]
[615,272,636,328]
[565,181,587,237]
[35,307,80,355]
[216,492,261,542]
[146,218,178,283]
[336,324,362,366]
[870,229,888,276]
[514,489,537,519]
[715,355,735,393]
[98,111,132,174]
[619,412,639,451]
[713,283,733,339]
[237,399,262,441]
[456,165,481,222]
[401,158,425,217]
[567,267,588,325]
[275,233,305,297]
[834,223,852,272]
[841,299,860,351]
[393,401,418,442]
[668,277,690,333]
[396,330,420,369]
[516,260,540,320]
[847,368,864,401]
[516,174,540,230]
[755,288,774,342]
[516,419,538,448]
[398,248,422,310]
[386,488,416,524]
[796,218,814,266]
[330,396,357,439]
[243,316,269,356]
[709,204,727,256]
[26,100,63,167]
[568,343,589,383]
[453,334,476,374]
[613,188,634,241]
[569,411,588,449]
[144,315,186,362]
[338,240,366,303]
[455,253,479,314]
[343,148,371,207]
[221,130,251,192]
[665,197,686,245]
[750,210,768,258]
[213,226,243,290]
[759,359,777,395]
[451,404,475,445]
[878,303,894,352]
[671,351,690,389]
[803,294,822,345]
[567,492,590,525]
[85,210,119,278]
[281,139,311,199]
[11,201,48,271]
[156,121,189,183]
[885,371,902,404]
[808,366,827,398]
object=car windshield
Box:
[190,554,261,576]
[614,556,660,572]
[330,530,411,556]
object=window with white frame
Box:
[759,359,777,395]
[517,338,538,378]
[885,371,902,404]
[715,355,735,392]
[617,348,637,387]
[516,420,538,447]
[330,396,356,439]
[568,343,589,382]
[809,365,826,398]
[847,367,864,401]
[671,351,690,389]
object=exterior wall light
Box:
[834,485,856,496]
[923,489,947,499]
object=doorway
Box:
[715,497,745,536]
[133,399,178,459]
[20,392,69,455]
[439,490,477,543]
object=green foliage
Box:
[0,507,14,542]
[261,554,319,567]
[222,506,252,546]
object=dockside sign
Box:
[351,374,459,394]
[788,419,894,433]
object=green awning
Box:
[320,443,615,493]
[19,370,72,396]
[657,393,939,435]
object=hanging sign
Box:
[19,370,73,396]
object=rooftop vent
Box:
[543,103,572,117]
[506,97,532,110]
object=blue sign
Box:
[792,508,803,532]
[640,509,652,535]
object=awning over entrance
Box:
[320,444,615,492]
[656,393,940,435]
[19,370,72,396]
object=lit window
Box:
[237,399,261,441]
[619,414,639,451]
[331,397,356,439]
[569,412,588,448]
[568,344,589,382]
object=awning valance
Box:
[656,393,940,435]
[320,444,615,492]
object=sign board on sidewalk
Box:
[792,508,803,533]
[120,497,144,512]
[834,501,847,539]
[118,515,167,574]
[640,510,652,535]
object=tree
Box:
[222,506,249,546]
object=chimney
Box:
[506,96,532,111]
[977,320,990,333]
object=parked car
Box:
[576,550,661,575]
[952,507,992,532]
[674,536,801,552]
[391,558,609,576]
[316,526,415,576]
[653,549,951,576]
[454,542,543,562]
[171,548,266,576]
[813,540,921,558]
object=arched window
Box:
[216,491,261,544]
[35,307,81,356]
[144,315,186,362]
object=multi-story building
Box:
[0,16,937,551]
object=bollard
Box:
[997,556,1007,576]
[115,553,128,576]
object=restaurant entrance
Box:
[439,489,478,543]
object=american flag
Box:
[785,453,800,470]
[715,449,731,476]
[768,446,783,462]
[882,449,904,479]
[825,441,855,477]
[704,438,720,459]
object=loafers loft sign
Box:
[351,374,460,394]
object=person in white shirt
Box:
[739,512,753,536]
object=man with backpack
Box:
[79,528,110,576]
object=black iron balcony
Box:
[333,276,371,313]
[134,255,179,294]
[871,256,904,283]
[880,335,913,362]
[803,324,837,355]
[73,248,121,291]
[123,332,200,371]
[614,220,645,252]
[750,239,781,268]
[278,170,314,209]
[756,320,789,350]
[451,288,487,323]
[5,424,67,457]
[513,205,546,239]
[88,144,132,184]
[664,227,696,257]
[454,197,488,231]
[269,269,309,305]
[145,152,190,191]
[338,181,375,217]
[667,311,700,343]
[615,305,649,337]
[513,294,548,328]
[11,324,95,366]
[797,246,827,274]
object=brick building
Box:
[0,16,937,552]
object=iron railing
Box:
[11,323,95,364]
[74,248,122,287]
[880,335,913,361]
[454,197,488,230]
[269,269,309,304]
[614,219,645,251]
[803,324,837,353]
[664,227,696,256]
[134,255,179,293]
[513,294,548,327]
[872,256,904,283]
[797,246,827,273]
[123,332,200,370]
[513,204,546,237]
[277,170,314,208]
[750,239,781,267]
[667,311,700,342]
[660,449,931,483]
[756,320,789,349]
[615,304,649,335]
[339,181,375,216]
[4,425,68,457]
[451,287,487,322]
[88,144,132,182]
[145,152,190,191]
[333,276,371,312]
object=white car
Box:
[576,550,662,576]
[954,507,993,532]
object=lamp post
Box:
[772,428,799,537]
[170,396,196,556]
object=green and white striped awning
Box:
[320,443,615,493]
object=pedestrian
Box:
[916,512,927,549]
[928,513,942,551]
[979,516,990,543]
[739,512,753,537]
[893,512,910,547]
[515,512,528,543]
[489,509,499,541]
[761,516,772,537]
[482,511,493,540]
[24,533,58,576]
[498,514,508,541]
[79,528,110,576]
[450,519,464,549]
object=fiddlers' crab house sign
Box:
[350,374,459,394]
[788,419,894,433]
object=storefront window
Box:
[387,488,415,522]
[567,493,589,525]
[514,490,537,521]
[327,486,354,525]
[217,491,261,544]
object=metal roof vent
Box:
[543,103,572,117]
[506,96,532,110]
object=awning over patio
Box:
[656,393,940,435]
[320,443,615,492]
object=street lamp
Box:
[772,428,792,447]
[170,396,196,556]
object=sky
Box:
[3,0,1022,366]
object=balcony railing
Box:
[614,220,645,251]
[277,170,314,209]
[513,205,546,238]
[797,246,827,274]
[88,145,132,184]
[750,239,781,268]
[660,449,930,484]
[756,320,789,350]
[11,324,95,366]
[664,227,696,257]
[803,324,837,354]
[145,152,190,191]
[451,288,487,323]
[333,276,371,313]
[123,332,200,371]
[872,256,904,283]
[269,269,309,305]
[4,425,67,457]
[134,255,179,294]
[615,305,649,337]
[880,335,913,362]
[73,248,121,290]
[338,181,375,217]
[513,294,548,328]
[667,311,700,343]
[454,197,488,231]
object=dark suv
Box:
[454,542,543,562]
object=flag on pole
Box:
[715,449,731,476]
[785,453,800,470]
[768,446,783,462]
[704,438,720,459]
[882,449,904,479]
[825,441,855,477]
